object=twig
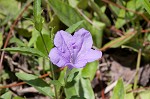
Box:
[141,29,150,33]
[0,82,26,89]
[0,1,32,71]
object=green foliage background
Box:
[0,0,150,99]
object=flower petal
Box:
[73,28,93,50]
[86,49,102,62]
[74,60,88,68]
[66,60,87,68]
[49,48,69,67]
[77,49,102,62]
[72,28,93,61]
[54,30,73,60]
[54,30,72,48]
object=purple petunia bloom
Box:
[49,28,102,69]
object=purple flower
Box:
[49,28,102,69]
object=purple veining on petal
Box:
[49,28,102,68]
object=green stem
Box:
[134,49,141,89]
[39,32,49,54]
[43,58,45,74]
[64,67,70,84]
[50,62,58,99]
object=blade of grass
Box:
[134,49,142,89]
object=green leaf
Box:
[111,79,124,99]
[138,90,150,99]
[13,96,25,99]
[48,0,84,28]
[50,80,63,86]
[2,47,46,57]
[68,0,79,8]
[0,0,18,14]
[0,33,3,48]
[35,34,53,56]
[34,0,43,32]
[126,0,136,16]
[16,72,54,97]
[143,0,150,15]
[115,0,140,28]
[9,37,26,47]
[15,28,32,38]
[29,24,53,48]
[49,15,60,33]
[148,33,150,41]
[65,69,95,99]
[0,0,32,26]
[56,67,67,96]
[65,77,95,99]
[67,68,81,82]
[109,2,120,16]
[65,20,84,33]
[28,29,40,47]
[65,69,82,98]
[82,61,98,81]
[0,0,19,16]
[0,91,12,99]
[0,0,19,26]
[125,92,134,99]
[79,78,95,99]
[58,67,67,86]
[77,0,88,9]
[66,96,85,99]
[65,79,80,98]
[115,9,126,29]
